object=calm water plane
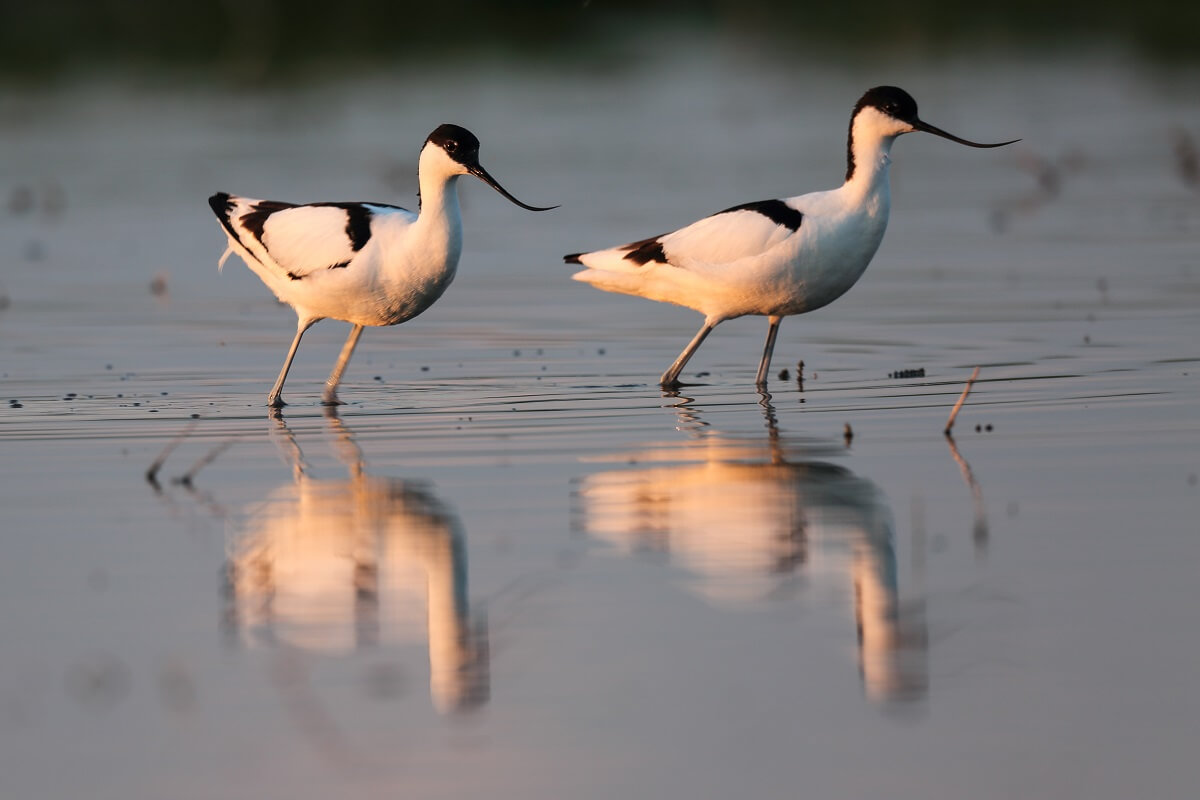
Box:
[565,86,1018,389]
[209,124,555,408]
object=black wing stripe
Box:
[622,235,668,266]
[241,200,298,245]
[716,199,804,231]
[309,202,379,252]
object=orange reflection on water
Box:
[577,395,928,704]
[223,413,488,714]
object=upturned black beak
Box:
[912,118,1020,148]
[467,163,558,211]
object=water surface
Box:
[1,50,1198,799]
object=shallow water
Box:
[1,50,1199,799]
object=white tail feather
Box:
[217,246,233,272]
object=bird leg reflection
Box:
[227,412,489,713]
[578,398,928,705]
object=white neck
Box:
[417,147,463,219]
[843,107,902,199]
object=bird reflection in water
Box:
[222,411,488,714]
[577,393,928,705]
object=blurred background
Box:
[0,0,1198,83]
[1,4,1199,800]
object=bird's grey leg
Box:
[267,320,314,409]
[755,315,783,387]
[322,324,365,406]
[660,320,716,388]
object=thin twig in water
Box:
[174,439,237,487]
[146,420,198,486]
[945,434,989,554]
[944,367,980,436]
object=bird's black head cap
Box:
[855,86,919,123]
[426,123,481,165]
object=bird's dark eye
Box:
[444,140,459,153]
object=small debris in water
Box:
[149,272,169,298]
[63,652,131,712]
[513,349,521,357]
[373,375,383,381]
[157,660,198,715]
[8,185,33,215]
[695,371,709,378]
[889,368,925,379]
[597,348,605,355]
[778,368,790,381]
[843,423,853,445]
[362,661,407,701]
[420,366,429,372]
[1170,127,1199,189]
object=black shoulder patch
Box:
[716,199,804,231]
[311,202,375,252]
[343,205,372,251]
[622,235,668,266]
[241,200,297,244]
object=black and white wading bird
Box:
[209,124,555,408]
[565,86,1018,389]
